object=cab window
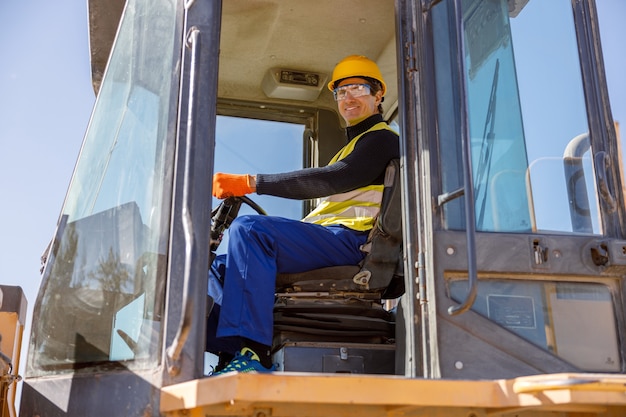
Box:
[212,115,305,253]
[437,0,599,234]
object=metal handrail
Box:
[166,26,201,376]
[447,0,478,316]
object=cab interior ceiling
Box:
[88,0,399,122]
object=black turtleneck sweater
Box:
[255,114,400,200]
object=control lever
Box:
[210,197,243,251]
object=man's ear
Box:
[375,91,384,105]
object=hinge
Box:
[590,240,626,273]
[405,37,418,73]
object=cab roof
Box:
[88,0,398,118]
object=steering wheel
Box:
[210,196,267,252]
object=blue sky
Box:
[0,0,624,399]
[0,1,94,398]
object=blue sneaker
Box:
[210,347,276,376]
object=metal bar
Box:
[563,132,593,232]
[437,187,464,206]
[448,0,478,316]
[571,0,624,236]
[394,0,420,378]
[166,26,201,376]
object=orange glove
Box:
[212,173,255,199]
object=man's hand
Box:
[212,173,255,199]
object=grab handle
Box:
[166,26,201,376]
[448,0,478,316]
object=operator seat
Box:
[273,159,404,346]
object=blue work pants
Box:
[207,214,369,350]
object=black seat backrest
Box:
[355,158,403,298]
[275,159,404,299]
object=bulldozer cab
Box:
[14,0,626,416]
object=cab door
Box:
[20,0,222,415]
[398,0,624,379]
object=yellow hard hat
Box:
[327,55,387,96]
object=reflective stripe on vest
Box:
[302,122,396,231]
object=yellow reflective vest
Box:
[302,122,397,231]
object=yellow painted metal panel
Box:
[161,372,626,416]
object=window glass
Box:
[449,279,620,371]
[438,0,599,234]
[509,0,597,234]
[28,0,177,375]
[212,115,305,254]
[463,0,531,232]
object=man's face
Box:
[335,77,383,126]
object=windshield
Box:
[28,0,179,375]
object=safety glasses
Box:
[333,83,371,101]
